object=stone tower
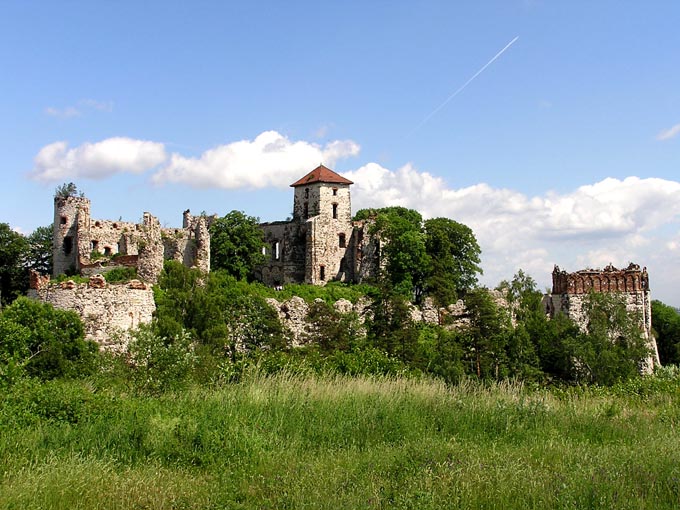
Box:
[290,165,354,284]
[53,195,91,276]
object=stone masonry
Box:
[543,263,660,372]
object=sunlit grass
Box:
[1,372,679,509]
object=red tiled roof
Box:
[290,164,354,187]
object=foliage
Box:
[26,224,53,275]
[103,266,138,283]
[424,217,482,305]
[54,182,82,199]
[651,299,680,365]
[0,297,98,381]
[209,210,266,280]
[570,292,651,385]
[126,325,197,394]
[153,261,285,358]
[0,222,29,306]
[354,208,482,305]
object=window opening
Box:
[303,202,309,219]
[338,233,346,248]
[332,203,338,219]
[272,241,280,261]
[319,265,325,281]
[90,240,99,251]
[305,188,309,199]
[63,236,73,255]
[60,216,68,225]
[104,246,112,256]
[332,188,338,196]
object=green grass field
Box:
[2,372,680,509]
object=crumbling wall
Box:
[29,281,155,351]
[545,263,659,372]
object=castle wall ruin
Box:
[544,263,659,372]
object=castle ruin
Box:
[257,164,378,286]
[53,194,211,283]
[544,263,660,371]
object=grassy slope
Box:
[1,374,680,509]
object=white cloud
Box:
[45,98,114,118]
[152,131,360,189]
[31,137,167,182]
[345,163,680,300]
[657,123,680,141]
[45,106,81,118]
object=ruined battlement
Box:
[52,193,210,283]
[551,263,649,295]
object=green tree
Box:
[26,225,53,275]
[209,210,266,280]
[0,297,98,380]
[359,207,430,301]
[54,182,81,199]
[0,223,29,306]
[570,292,650,385]
[424,217,482,305]
[462,288,511,379]
[651,300,680,365]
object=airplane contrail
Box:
[408,36,519,137]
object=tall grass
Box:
[1,372,679,509]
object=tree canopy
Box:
[354,207,482,304]
[0,223,29,306]
[209,211,266,281]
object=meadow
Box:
[2,369,680,509]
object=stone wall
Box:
[28,281,155,351]
[545,263,659,372]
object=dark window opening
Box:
[104,246,112,256]
[303,202,309,219]
[60,216,67,225]
[63,236,73,255]
[332,203,338,219]
[319,265,325,281]
[305,188,309,199]
[338,233,346,248]
[91,240,99,251]
[332,188,338,196]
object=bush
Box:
[127,326,197,394]
[0,297,98,381]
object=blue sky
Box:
[2,1,679,304]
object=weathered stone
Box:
[60,280,77,289]
[28,283,155,351]
[88,274,106,288]
[544,263,659,373]
[29,269,50,290]
[334,298,353,314]
[127,279,147,290]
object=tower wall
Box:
[53,196,91,276]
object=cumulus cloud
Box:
[345,162,680,297]
[152,131,360,189]
[31,137,167,182]
[657,123,680,141]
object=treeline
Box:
[2,202,680,391]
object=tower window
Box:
[63,236,73,255]
[272,241,280,261]
[332,203,338,219]
[303,202,309,219]
[60,216,67,225]
[305,188,309,199]
[319,265,325,281]
[338,233,346,248]
[332,188,338,196]
[91,240,99,251]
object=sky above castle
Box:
[2,1,679,305]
